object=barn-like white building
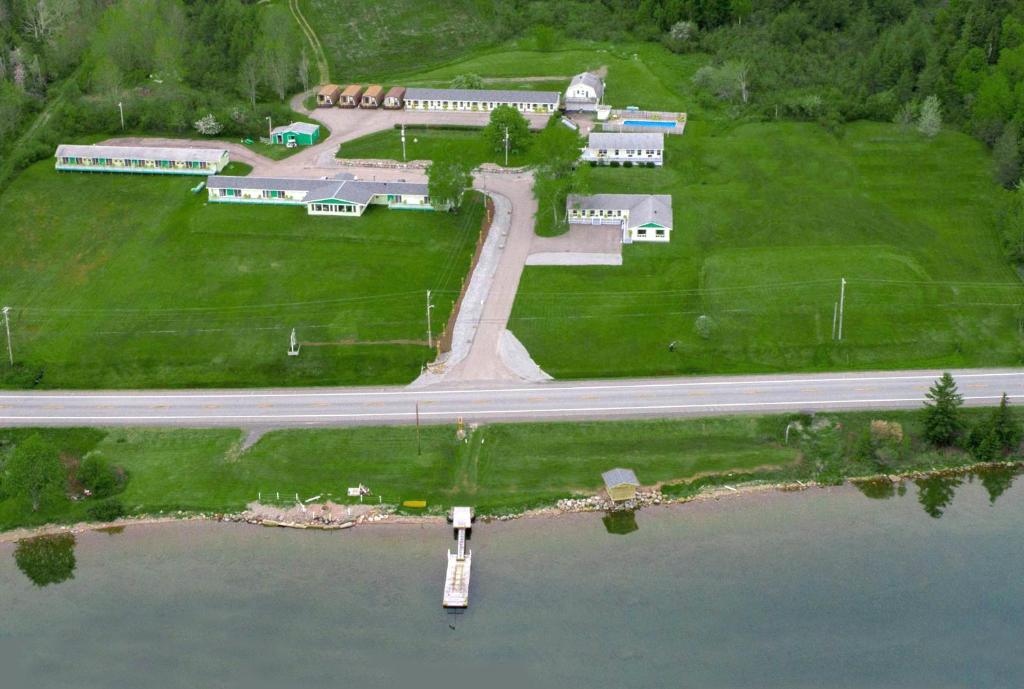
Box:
[564,72,605,112]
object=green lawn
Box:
[511,120,1023,378]
[338,127,548,167]
[0,163,484,388]
[0,415,800,528]
[2,405,1015,530]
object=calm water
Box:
[2,478,1022,688]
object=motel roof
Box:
[55,144,227,164]
[384,86,406,99]
[207,175,331,192]
[363,84,385,100]
[318,84,341,96]
[587,132,663,150]
[271,122,320,136]
[569,72,604,99]
[602,468,640,489]
[341,84,363,97]
[567,193,673,229]
[403,87,560,105]
[304,179,430,205]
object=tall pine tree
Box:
[922,372,964,447]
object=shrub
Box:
[86,499,125,522]
[589,160,597,167]
[77,455,125,498]
[645,161,655,168]
[624,160,633,167]
[609,161,620,167]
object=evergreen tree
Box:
[922,372,964,447]
[993,123,1022,189]
[990,392,1021,453]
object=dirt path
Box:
[289,0,330,84]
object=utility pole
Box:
[401,124,407,162]
[416,402,421,456]
[831,301,838,341]
[503,126,509,167]
[118,102,125,131]
[266,115,272,139]
[837,277,847,341]
[2,307,12,366]
[426,290,435,348]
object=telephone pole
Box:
[426,290,435,348]
[837,277,847,341]
[118,102,125,130]
[401,124,407,161]
[504,125,509,167]
[2,306,12,366]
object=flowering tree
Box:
[193,113,223,136]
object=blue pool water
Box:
[622,119,676,128]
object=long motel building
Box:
[581,132,664,166]
[205,174,444,217]
[402,88,560,114]
[566,193,673,243]
[55,144,229,175]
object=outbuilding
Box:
[360,84,385,108]
[602,468,640,502]
[270,122,321,146]
[316,84,342,107]
[383,86,406,109]
[340,84,363,108]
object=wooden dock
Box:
[443,507,474,608]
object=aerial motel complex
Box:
[55,144,229,175]
[206,174,443,217]
[403,88,560,113]
[567,193,673,243]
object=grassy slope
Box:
[3,406,1015,530]
[299,0,501,81]
[0,163,484,388]
[0,415,799,528]
[512,123,1020,378]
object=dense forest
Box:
[1,0,1022,188]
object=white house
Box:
[564,72,604,112]
[55,144,229,175]
[581,132,664,166]
[206,174,442,217]
[566,193,673,243]
[403,88,560,113]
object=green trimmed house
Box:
[566,193,673,243]
[205,174,445,216]
[271,122,320,146]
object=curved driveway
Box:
[1,369,1021,428]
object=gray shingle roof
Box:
[404,88,560,105]
[566,193,673,229]
[207,176,328,192]
[304,180,430,205]
[602,468,640,489]
[271,122,320,136]
[587,132,663,150]
[569,72,604,98]
[55,144,227,164]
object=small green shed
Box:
[271,122,321,146]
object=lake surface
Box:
[2,476,1022,688]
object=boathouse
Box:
[602,468,640,502]
[54,144,229,175]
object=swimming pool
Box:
[622,119,677,128]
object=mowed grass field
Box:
[299,0,500,80]
[338,128,548,167]
[0,163,483,388]
[0,416,798,528]
[510,121,1023,378]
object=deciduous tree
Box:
[917,95,942,137]
[5,434,65,511]
[483,105,530,156]
[426,146,474,211]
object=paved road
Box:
[2,369,1021,429]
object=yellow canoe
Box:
[402,500,427,508]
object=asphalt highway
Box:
[1,369,1022,429]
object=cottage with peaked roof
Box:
[383,86,406,109]
[360,84,385,108]
[582,132,664,166]
[403,88,560,114]
[206,174,444,217]
[567,193,673,243]
[565,72,605,112]
[317,84,342,107]
[340,84,363,108]
[602,468,640,502]
[271,122,320,146]
[55,144,229,175]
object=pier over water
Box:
[443,507,473,608]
